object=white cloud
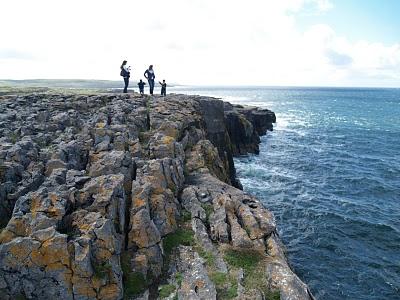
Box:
[311,0,334,12]
[0,0,399,87]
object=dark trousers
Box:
[123,77,129,93]
[161,87,166,96]
[148,79,155,95]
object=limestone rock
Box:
[0,92,311,300]
[176,246,217,300]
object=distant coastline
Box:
[0,79,399,90]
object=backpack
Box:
[120,68,126,77]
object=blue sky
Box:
[297,0,400,45]
[0,0,399,87]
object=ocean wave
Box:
[229,87,400,299]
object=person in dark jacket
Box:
[120,60,131,93]
[137,79,146,95]
[159,80,167,97]
[144,65,155,95]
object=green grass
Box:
[200,203,213,224]
[124,272,147,297]
[224,249,263,273]
[121,252,147,298]
[92,261,112,279]
[158,284,176,299]
[195,247,215,266]
[9,132,19,144]
[163,228,195,257]
[225,283,238,299]
[138,130,152,145]
[175,272,183,286]
[265,290,281,300]
[180,210,192,222]
[14,294,27,300]
[209,271,238,300]
[210,272,227,286]
[224,248,280,299]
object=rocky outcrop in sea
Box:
[0,92,313,300]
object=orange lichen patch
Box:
[49,192,59,204]
[45,261,67,271]
[77,223,93,233]
[95,248,112,261]
[6,240,39,268]
[98,283,120,300]
[161,135,176,145]
[47,192,64,217]
[88,152,102,163]
[195,280,206,289]
[166,206,178,228]
[31,237,70,268]
[0,229,15,244]
[91,276,103,290]
[73,281,97,298]
[145,175,165,194]
[0,216,29,243]
[133,196,147,209]
[159,123,179,139]
[30,192,42,218]
[96,122,106,128]
[9,244,30,261]
[149,193,164,207]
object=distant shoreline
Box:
[0,79,399,90]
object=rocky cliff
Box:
[0,92,313,300]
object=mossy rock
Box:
[163,227,195,257]
[121,252,148,298]
[158,284,176,299]
[92,261,112,279]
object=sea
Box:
[170,86,400,300]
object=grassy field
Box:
[0,79,123,89]
[0,79,178,96]
[0,79,125,96]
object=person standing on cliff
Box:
[144,65,155,95]
[137,79,146,95]
[159,79,167,97]
[120,60,131,93]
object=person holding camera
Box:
[120,60,131,93]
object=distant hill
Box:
[0,79,125,89]
[0,79,179,89]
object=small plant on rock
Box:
[158,284,176,299]
[92,261,112,279]
[121,252,147,298]
[163,228,194,257]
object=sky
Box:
[0,0,399,87]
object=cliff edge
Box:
[0,92,313,300]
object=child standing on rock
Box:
[159,80,167,97]
[137,79,146,95]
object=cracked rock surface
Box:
[0,92,312,300]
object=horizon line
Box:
[0,78,399,89]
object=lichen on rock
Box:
[0,91,312,300]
